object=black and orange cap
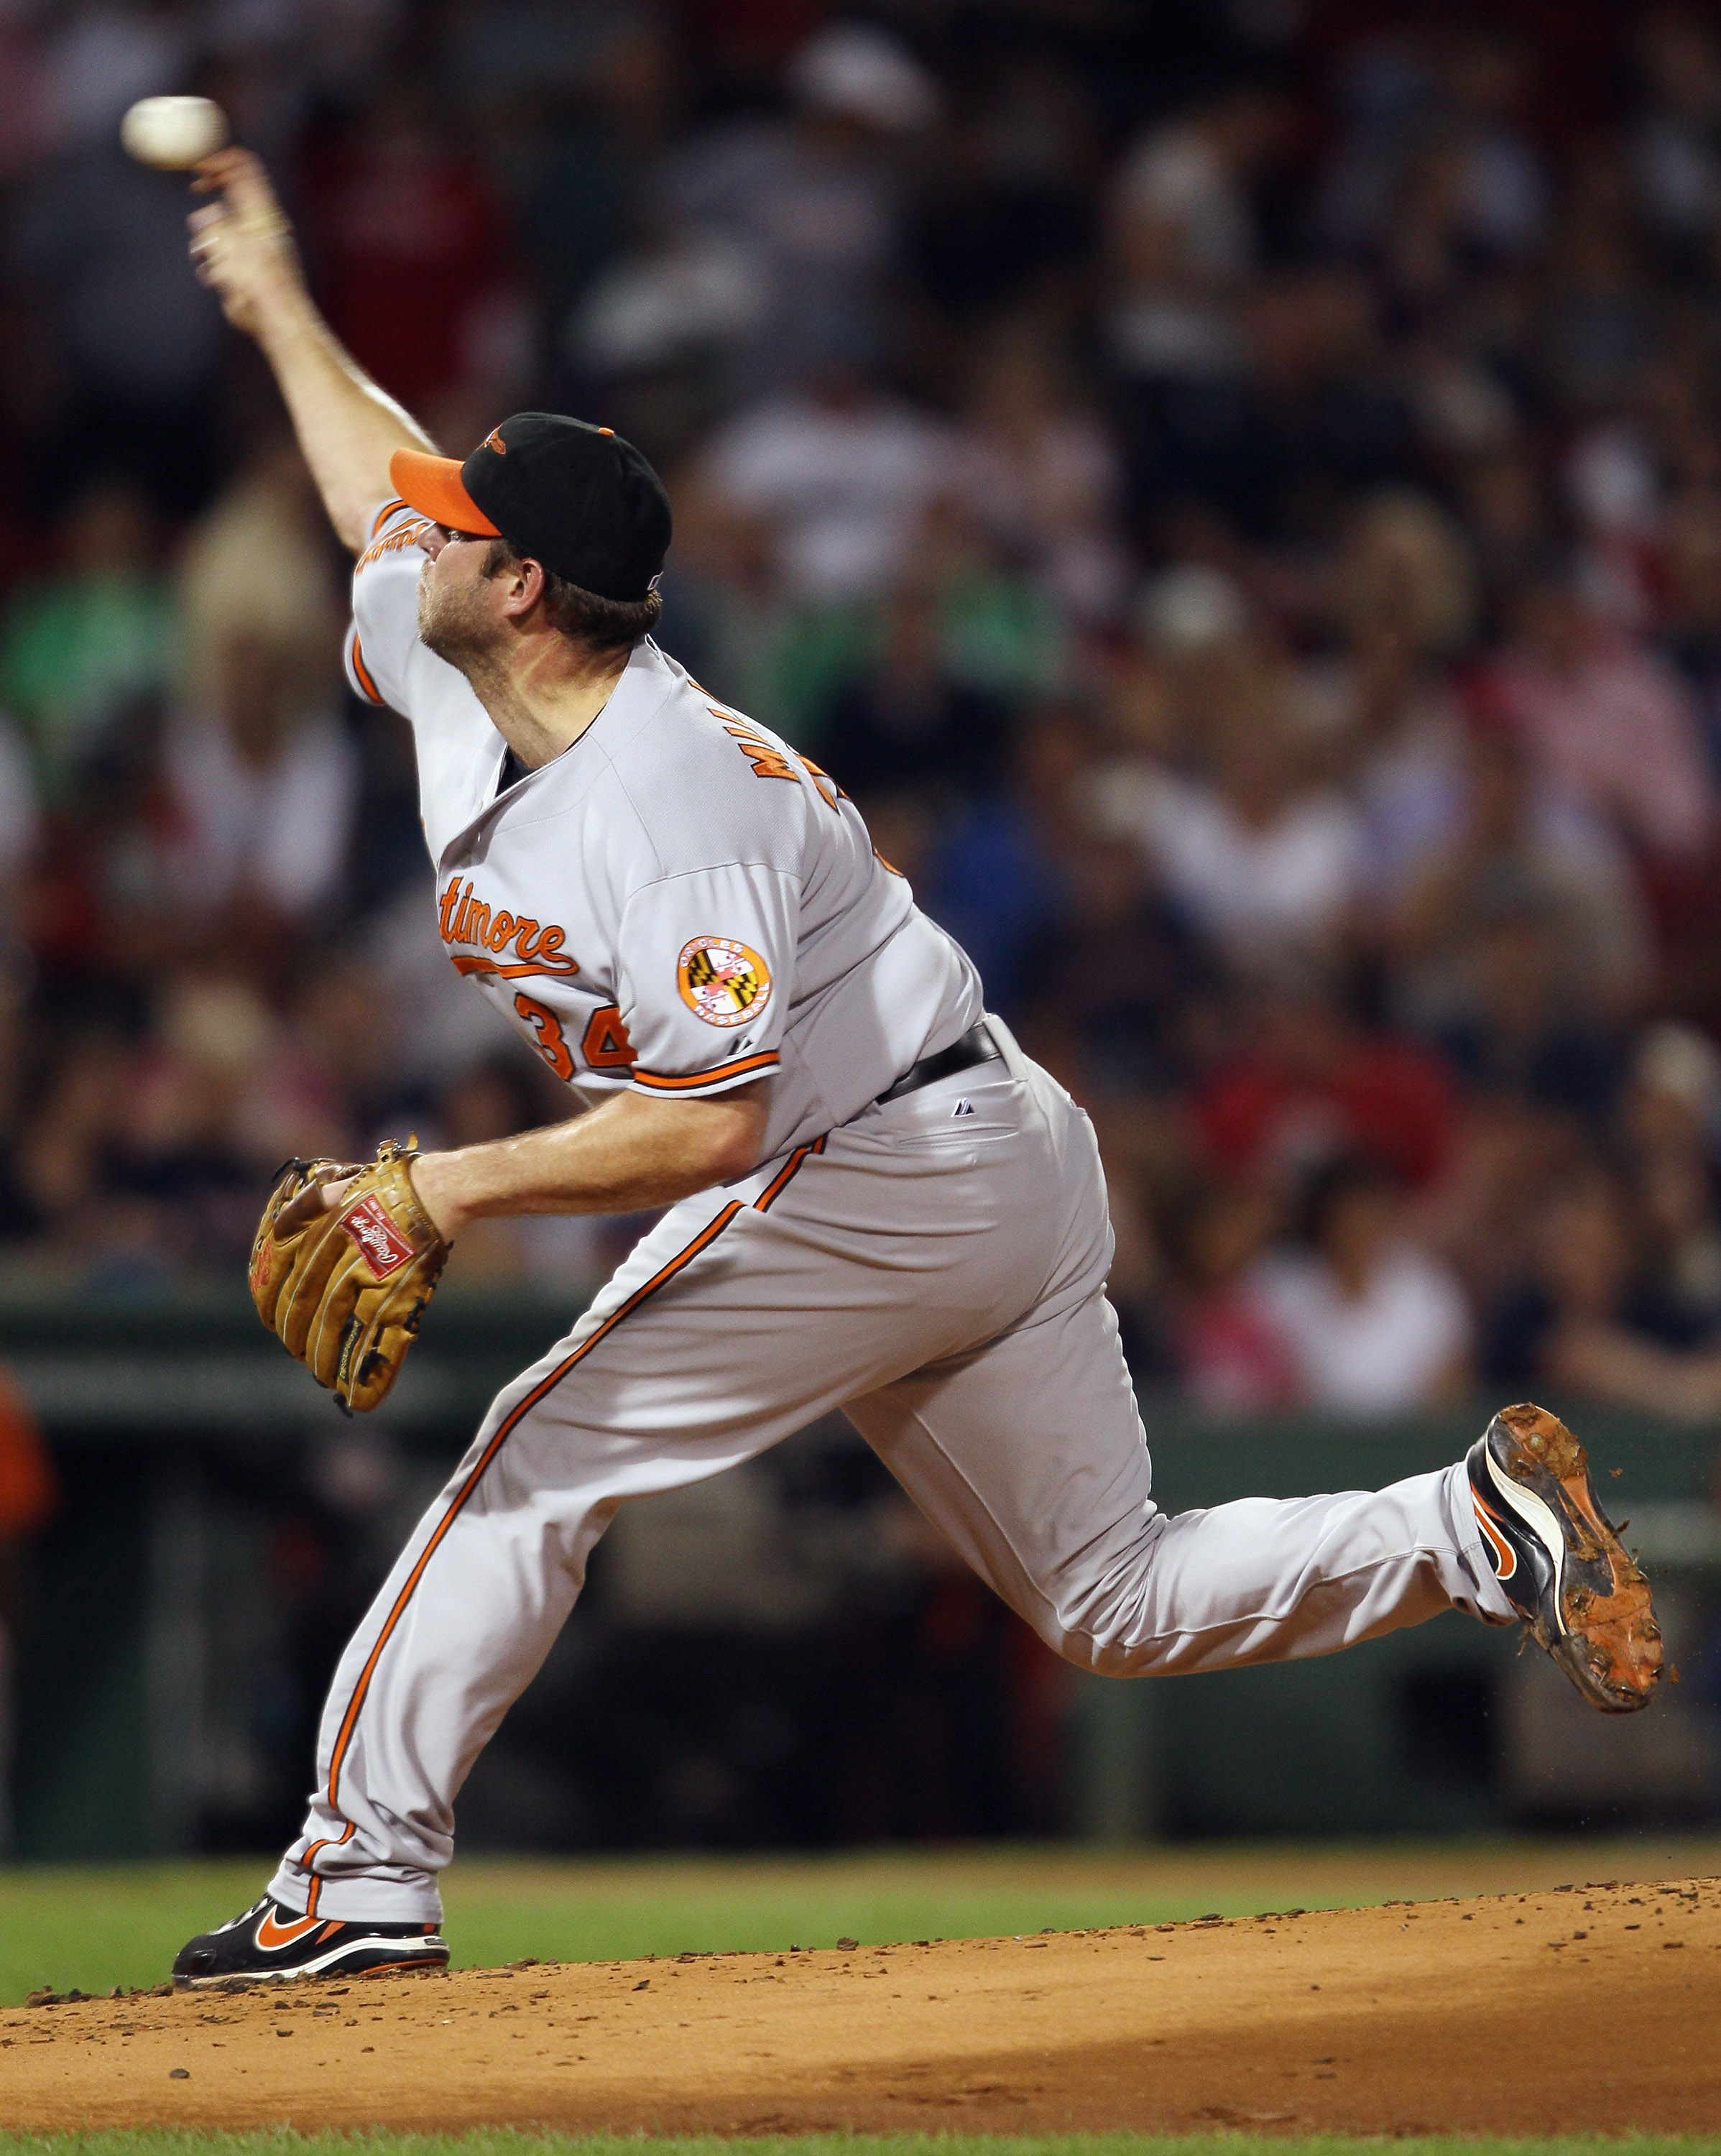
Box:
[389,413,671,603]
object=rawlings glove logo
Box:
[342,1194,415,1279]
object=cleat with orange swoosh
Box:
[171,1894,448,1987]
[1467,1402,1662,1714]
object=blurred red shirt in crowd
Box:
[1191,992,1457,1192]
[307,101,512,415]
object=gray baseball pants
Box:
[270,1021,1509,1920]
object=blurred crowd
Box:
[7,0,1721,1424]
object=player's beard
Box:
[417,559,500,673]
[416,555,540,746]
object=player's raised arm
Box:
[187,148,435,553]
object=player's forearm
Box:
[254,290,434,553]
[410,1084,771,1237]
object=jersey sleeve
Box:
[343,497,433,717]
[615,863,797,1097]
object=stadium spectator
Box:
[1628,12,1721,262]
[666,20,938,394]
[1,482,174,799]
[823,581,1007,802]
[1168,1176,1296,1416]
[1388,718,1651,1111]
[1091,656,1366,972]
[165,443,356,936]
[950,319,1130,625]
[1485,564,1716,860]
[1620,1021,1721,1342]
[1320,488,1477,900]
[11,128,227,502]
[700,367,957,604]
[918,697,1088,1018]
[1485,1156,1721,1414]
[306,87,516,415]
[162,627,359,930]
[1244,1154,1474,1415]
[1190,978,1457,1194]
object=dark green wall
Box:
[5,1285,1715,1854]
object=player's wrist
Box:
[405,1151,469,1243]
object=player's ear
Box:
[497,553,546,619]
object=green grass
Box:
[4,2135,1721,2156]
[4,1837,1720,2007]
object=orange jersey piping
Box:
[349,634,384,706]
[632,1051,780,1093]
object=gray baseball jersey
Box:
[265,499,1512,1925]
[345,498,982,1159]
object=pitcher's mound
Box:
[9,1877,1720,2135]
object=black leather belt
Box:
[877,1022,1002,1105]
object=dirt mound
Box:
[7,1877,1720,2135]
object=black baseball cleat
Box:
[172,1894,448,1987]
[1467,1402,1662,1714]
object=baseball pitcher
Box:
[172,152,1661,1986]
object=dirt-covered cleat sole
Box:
[172,1894,448,1988]
[1467,1402,1662,1714]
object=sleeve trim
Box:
[631,1051,780,1094]
[349,632,385,706]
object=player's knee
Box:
[1028,1514,1173,1675]
[1035,1583,1177,1679]
[1028,1629,1171,1682]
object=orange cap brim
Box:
[389,448,501,536]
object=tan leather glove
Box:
[249,1138,450,1412]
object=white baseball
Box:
[121,96,229,170]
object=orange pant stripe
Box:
[323,1201,744,1809]
[753,1133,826,1215]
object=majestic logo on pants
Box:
[678,937,772,1028]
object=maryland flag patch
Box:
[678,936,772,1028]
